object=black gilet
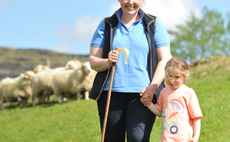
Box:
[89,9,165,101]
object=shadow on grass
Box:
[3,100,60,110]
[2,96,84,110]
[38,101,59,108]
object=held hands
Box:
[140,85,155,106]
[108,47,119,66]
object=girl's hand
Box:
[190,136,199,142]
[108,47,119,66]
[140,85,155,106]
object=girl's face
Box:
[119,0,143,16]
[165,67,185,90]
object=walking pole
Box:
[101,48,129,142]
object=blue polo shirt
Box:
[90,9,170,93]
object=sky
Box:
[0,0,229,55]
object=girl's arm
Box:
[191,118,201,142]
[146,103,162,117]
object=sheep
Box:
[31,59,82,106]
[65,59,82,70]
[79,62,97,100]
[33,65,50,73]
[0,71,35,110]
[33,59,81,73]
[52,61,92,104]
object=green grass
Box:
[187,74,230,141]
[0,56,230,141]
[0,100,101,142]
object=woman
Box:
[89,0,171,141]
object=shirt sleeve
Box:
[154,17,170,48]
[187,88,203,119]
[90,19,105,48]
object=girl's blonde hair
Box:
[165,57,190,82]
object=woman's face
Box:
[119,0,143,16]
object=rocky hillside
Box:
[1,46,229,80]
[0,47,89,80]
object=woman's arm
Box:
[191,118,201,142]
[150,46,172,91]
[89,46,119,72]
[140,46,172,105]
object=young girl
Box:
[141,57,203,142]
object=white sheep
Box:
[65,59,82,70]
[33,59,80,73]
[79,62,97,100]
[52,62,92,104]
[0,71,35,110]
[33,64,50,73]
[31,59,82,106]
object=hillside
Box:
[1,46,230,80]
[189,55,230,78]
[0,51,229,141]
[0,47,89,79]
[0,55,229,141]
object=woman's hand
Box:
[140,85,156,106]
[108,47,119,66]
[89,46,120,72]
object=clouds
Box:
[1,0,229,55]
[0,1,210,55]
[52,43,71,54]
[56,16,101,41]
[54,16,101,54]
[53,0,201,54]
[110,0,201,30]
[72,16,101,42]
[142,0,201,30]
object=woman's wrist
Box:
[107,58,112,67]
[149,83,158,92]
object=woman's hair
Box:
[165,57,190,80]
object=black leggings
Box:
[97,91,157,142]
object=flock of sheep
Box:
[0,59,97,110]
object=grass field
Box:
[0,56,230,141]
